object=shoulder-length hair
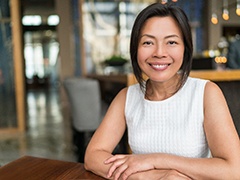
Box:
[130,2,193,91]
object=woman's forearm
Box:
[128,169,192,180]
[152,153,240,180]
[84,150,113,179]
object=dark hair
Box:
[130,2,193,91]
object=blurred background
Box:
[0,0,240,165]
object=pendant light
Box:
[211,0,218,24]
[222,0,229,20]
[236,0,240,16]
[211,13,218,24]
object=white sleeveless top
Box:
[125,77,211,158]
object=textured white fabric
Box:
[125,77,211,158]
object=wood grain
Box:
[0,156,105,179]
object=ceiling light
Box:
[211,13,218,24]
[222,8,229,20]
[236,1,240,16]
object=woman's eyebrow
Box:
[164,34,181,39]
[140,34,155,39]
[140,34,181,39]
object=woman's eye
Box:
[143,41,152,45]
[168,41,177,45]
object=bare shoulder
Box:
[204,81,223,96]
[105,87,128,117]
[204,81,226,106]
[116,87,128,98]
[111,87,128,105]
[203,81,231,126]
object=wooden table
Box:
[0,156,105,179]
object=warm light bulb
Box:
[222,9,229,20]
[172,0,178,2]
[237,8,240,16]
[215,56,227,64]
[211,13,218,24]
[222,13,229,20]
[236,4,240,16]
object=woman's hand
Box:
[104,154,155,180]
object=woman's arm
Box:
[127,169,192,180]
[165,81,240,179]
[84,88,128,179]
[105,81,240,180]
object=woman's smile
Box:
[149,63,170,71]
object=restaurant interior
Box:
[0,0,240,166]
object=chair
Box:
[63,77,103,162]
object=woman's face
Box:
[137,16,184,83]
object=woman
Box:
[84,3,240,179]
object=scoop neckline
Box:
[143,77,190,104]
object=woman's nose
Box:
[153,44,167,58]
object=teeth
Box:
[152,64,167,68]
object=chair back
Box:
[63,77,101,131]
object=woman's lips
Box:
[150,63,170,70]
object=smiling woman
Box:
[84,3,240,180]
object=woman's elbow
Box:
[83,150,91,171]
[84,159,89,171]
[84,162,90,171]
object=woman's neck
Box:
[145,74,182,101]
